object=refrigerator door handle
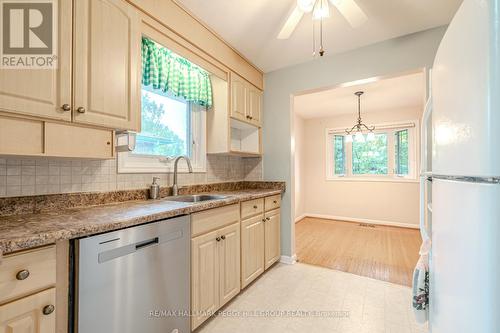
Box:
[419,176,430,241]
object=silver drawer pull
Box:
[42,304,55,315]
[16,269,30,281]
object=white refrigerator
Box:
[424,0,500,332]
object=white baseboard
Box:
[299,213,419,229]
[294,214,307,223]
[279,254,297,265]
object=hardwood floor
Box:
[295,217,422,286]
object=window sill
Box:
[326,177,419,184]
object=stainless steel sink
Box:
[165,194,229,203]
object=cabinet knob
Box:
[262,218,266,223]
[16,269,30,280]
[246,115,251,119]
[253,205,258,209]
[61,104,71,112]
[273,200,277,204]
[42,304,55,315]
[221,235,226,240]
[266,217,270,221]
[77,107,86,114]
[216,237,221,242]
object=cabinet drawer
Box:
[0,246,56,304]
[241,198,264,219]
[264,195,281,211]
[44,122,114,159]
[0,288,56,332]
[191,204,240,237]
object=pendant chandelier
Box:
[345,91,375,143]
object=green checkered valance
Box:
[141,37,213,108]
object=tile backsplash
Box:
[0,155,262,198]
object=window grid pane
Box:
[352,133,388,175]
[134,85,191,157]
[334,135,345,175]
[395,129,409,175]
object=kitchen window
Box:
[118,87,206,173]
[118,37,211,173]
[327,122,417,180]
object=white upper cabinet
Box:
[73,0,141,131]
[0,0,72,122]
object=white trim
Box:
[327,121,416,134]
[279,254,297,265]
[299,213,420,229]
[295,214,307,223]
[326,119,419,181]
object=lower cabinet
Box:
[191,220,240,330]
[0,288,56,333]
[241,196,282,289]
[264,209,281,270]
[241,215,265,288]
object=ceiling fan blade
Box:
[330,0,367,28]
[277,5,304,39]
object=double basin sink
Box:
[164,194,229,203]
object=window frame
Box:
[117,92,206,174]
[326,121,418,182]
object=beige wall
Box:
[297,107,422,227]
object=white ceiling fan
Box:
[277,0,368,40]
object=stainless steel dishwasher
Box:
[74,215,190,333]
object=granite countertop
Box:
[0,187,283,255]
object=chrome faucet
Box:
[172,156,193,196]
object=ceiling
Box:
[294,72,425,119]
[176,0,462,72]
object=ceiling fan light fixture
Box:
[297,0,315,12]
[313,0,330,20]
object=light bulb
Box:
[313,0,330,19]
[297,0,315,12]
[345,134,353,143]
[355,132,365,143]
[366,132,375,141]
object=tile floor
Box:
[198,263,428,333]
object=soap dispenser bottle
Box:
[150,177,160,199]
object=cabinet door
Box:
[73,0,141,131]
[248,87,262,127]
[219,223,240,307]
[44,122,114,159]
[0,0,72,122]
[241,214,265,288]
[264,210,281,270]
[0,288,55,333]
[230,73,247,122]
[191,230,219,330]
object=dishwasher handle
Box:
[135,237,159,250]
